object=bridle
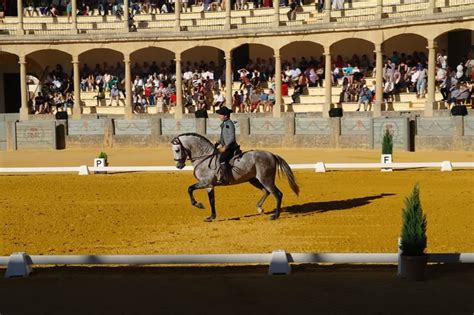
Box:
[171,137,190,164]
[171,136,218,165]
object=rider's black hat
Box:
[216,106,232,116]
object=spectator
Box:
[0,0,5,22]
[109,85,120,106]
[213,90,225,109]
[287,0,297,21]
[356,85,372,111]
[447,83,472,108]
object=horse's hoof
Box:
[204,216,215,222]
[257,207,264,214]
[269,213,279,220]
[193,202,205,209]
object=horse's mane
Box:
[178,133,214,147]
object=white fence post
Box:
[5,252,32,278]
[78,165,89,175]
[268,250,291,275]
[315,162,327,173]
[441,161,453,172]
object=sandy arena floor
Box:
[0,147,473,255]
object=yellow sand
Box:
[1,169,472,255]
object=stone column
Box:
[374,43,383,118]
[273,0,280,27]
[376,0,383,19]
[427,0,436,13]
[123,0,129,31]
[72,55,82,119]
[323,46,332,118]
[225,50,233,108]
[19,55,29,121]
[323,0,331,23]
[175,52,183,119]
[425,39,437,117]
[274,51,282,118]
[225,0,231,29]
[71,0,78,33]
[124,54,133,119]
[17,0,24,34]
[175,0,181,31]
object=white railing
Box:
[2,251,473,278]
[0,161,472,175]
[2,252,474,266]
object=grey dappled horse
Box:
[171,133,299,222]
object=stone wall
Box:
[2,113,473,151]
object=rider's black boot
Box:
[217,163,230,185]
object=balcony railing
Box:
[0,0,473,37]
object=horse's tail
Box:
[274,155,300,196]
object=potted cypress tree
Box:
[95,151,109,174]
[400,184,428,281]
[381,127,393,172]
[98,151,109,166]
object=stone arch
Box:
[131,47,175,75]
[79,48,125,76]
[231,43,274,75]
[434,29,473,68]
[182,46,225,68]
[383,34,428,65]
[280,41,324,68]
[331,38,375,69]
[26,49,72,78]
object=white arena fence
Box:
[1,251,474,278]
[0,161,473,175]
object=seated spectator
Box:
[448,83,472,108]
[213,90,225,109]
[239,90,247,113]
[0,0,5,22]
[356,85,372,111]
[34,92,49,114]
[109,85,120,106]
[24,0,36,16]
[52,92,65,113]
[94,85,106,106]
[266,89,275,112]
[383,79,395,103]
[64,92,74,111]
[249,91,260,113]
[232,91,241,113]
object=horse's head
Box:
[171,136,188,169]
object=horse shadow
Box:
[282,193,396,217]
[219,193,396,221]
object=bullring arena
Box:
[1,148,473,313]
[1,0,474,312]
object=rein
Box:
[172,136,218,166]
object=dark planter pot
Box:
[401,254,428,281]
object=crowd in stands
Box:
[30,64,74,114]
[7,0,315,18]
[29,49,474,115]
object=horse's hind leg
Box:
[249,178,269,214]
[205,188,217,222]
[259,179,283,220]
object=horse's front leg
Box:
[188,182,207,209]
[205,187,217,222]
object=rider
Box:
[215,106,238,185]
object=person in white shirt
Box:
[213,90,225,109]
